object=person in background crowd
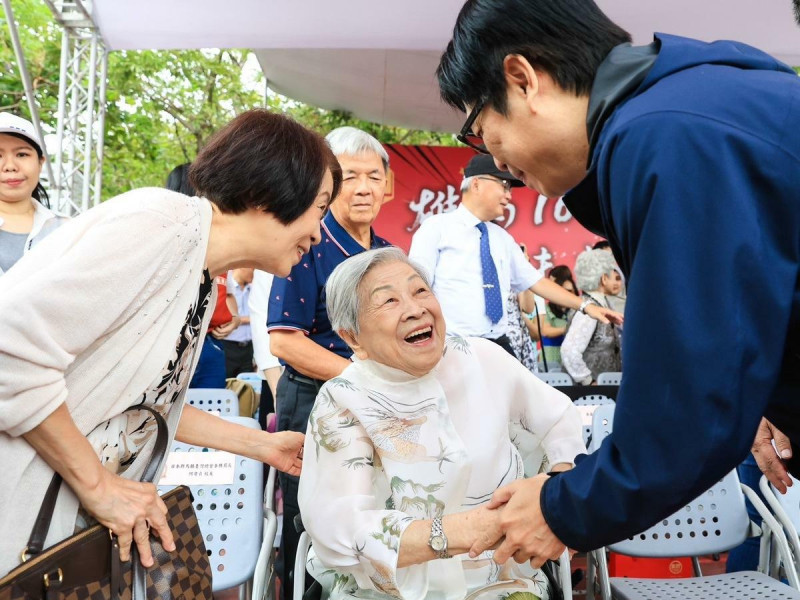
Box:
[526,265,578,371]
[299,247,584,600]
[561,249,622,385]
[0,113,67,275]
[249,269,283,419]
[222,267,256,378]
[409,154,620,357]
[592,239,626,313]
[0,109,337,576]
[437,0,800,561]
[267,126,392,599]
[504,243,539,372]
[166,163,240,389]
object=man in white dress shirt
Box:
[409,154,618,356]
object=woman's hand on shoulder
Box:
[255,430,304,476]
[76,468,175,567]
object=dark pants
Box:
[189,336,226,389]
[275,371,322,599]
[487,333,516,357]
[219,339,254,379]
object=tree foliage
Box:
[1,0,457,201]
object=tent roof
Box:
[93,0,800,131]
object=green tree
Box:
[1,0,457,202]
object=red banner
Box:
[372,145,603,273]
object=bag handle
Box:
[24,404,169,558]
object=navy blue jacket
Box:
[543,34,800,551]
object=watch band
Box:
[429,516,451,559]
[578,296,594,314]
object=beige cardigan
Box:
[0,188,214,575]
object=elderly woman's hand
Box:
[585,303,624,326]
[77,468,175,567]
[254,430,305,476]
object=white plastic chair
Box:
[237,371,264,387]
[187,387,240,416]
[535,371,573,387]
[252,467,279,600]
[586,407,800,599]
[760,475,800,580]
[573,395,615,448]
[596,372,622,386]
[159,416,264,595]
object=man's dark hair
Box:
[165,163,196,196]
[190,109,342,224]
[437,0,631,115]
[592,239,612,250]
[794,0,800,25]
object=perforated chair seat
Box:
[186,388,239,416]
[535,371,573,387]
[611,571,800,599]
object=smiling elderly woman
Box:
[297,247,585,600]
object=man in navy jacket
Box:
[437,0,800,563]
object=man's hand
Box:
[585,303,624,326]
[210,316,241,339]
[752,417,793,493]
[470,475,566,568]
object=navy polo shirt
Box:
[267,211,391,376]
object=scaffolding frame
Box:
[4,0,107,215]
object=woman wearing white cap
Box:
[0,113,67,275]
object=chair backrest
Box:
[535,371,573,387]
[159,416,264,591]
[769,476,800,531]
[574,395,615,448]
[187,388,239,416]
[609,470,750,557]
[596,371,622,386]
[589,405,750,557]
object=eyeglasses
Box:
[457,97,490,154]
[476,176,512,192]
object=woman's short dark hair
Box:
[165,163,195,196]
[548,264,577,319]
[189,109,342,224]
[7,131,50,208]
[437,0,631,115]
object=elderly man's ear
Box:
[338,330,369,360]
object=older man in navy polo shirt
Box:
[267,126,391,598]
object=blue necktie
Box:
[476,222,503,324]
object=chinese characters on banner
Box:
[373,145,603,273]
[159,450,237,485]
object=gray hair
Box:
[325,126,390,173]
[325,247,431,334]
[574,249,618,292]
[460,176,475,194]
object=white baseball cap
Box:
[0,113,44,155]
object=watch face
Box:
[430,536,445,552]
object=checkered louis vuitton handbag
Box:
[0,406,213,600]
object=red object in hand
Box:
[208,275,233,331]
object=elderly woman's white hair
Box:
[574,248,618,292]
[326,247,431,334]
[325,126,390,173]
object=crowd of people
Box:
[2,0,800,599]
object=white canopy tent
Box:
[92,0,800,132]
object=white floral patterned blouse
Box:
[298,335,585,600]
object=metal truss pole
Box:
[1,0,56,186]
[43,0,107,215]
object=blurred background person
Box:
[562,249,623,385]
[222,267,255,378]
[526,265,579,372]
[249,269,283,419]
[0,113,66,275]
[505,243,539,372]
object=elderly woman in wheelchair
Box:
[297,248,585,600]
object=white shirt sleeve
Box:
[408,219,441,286]
[249,270,281,371]
[299,387,426,598]
[561,312,597,385]
[507,234,543,292]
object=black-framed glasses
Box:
[476,176,512,192]
[457,97,490,154]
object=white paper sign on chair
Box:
[158,450,237,485]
